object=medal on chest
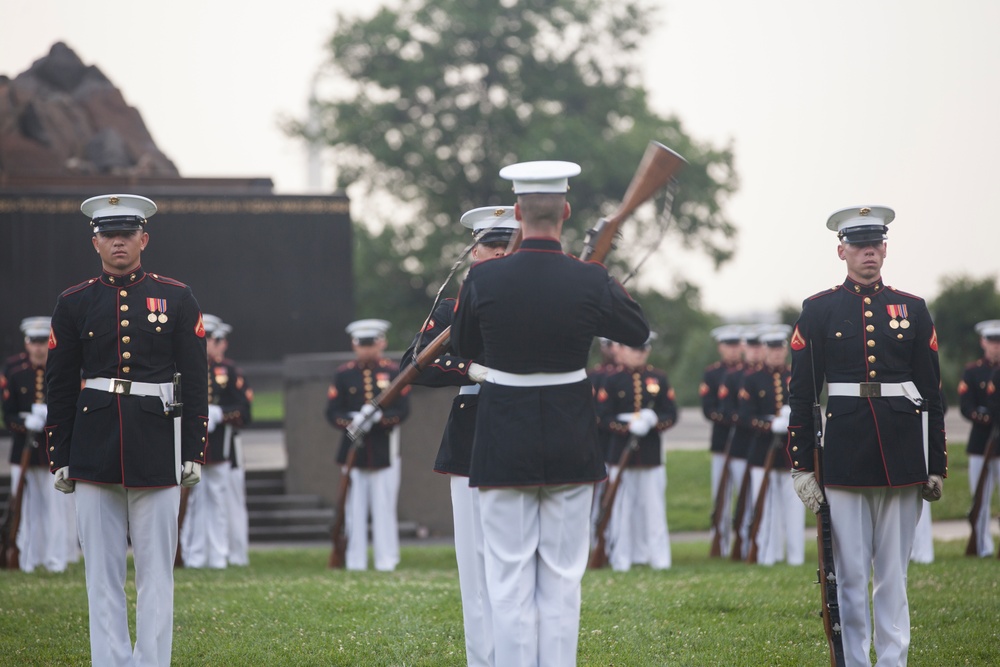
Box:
[147,298,169,323]
[886,304,910,330]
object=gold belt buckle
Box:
[858,382,880,398]
[110,379,132,395]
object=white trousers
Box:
[479,484,592,667]
[75,482,179,667]
[827,485,920,667]
[607,466,670,571]
[16,466,69,572]
[968,454,1000,557]
[910,500,934,564]
[181,463,230,568]
[761,471,805,566]
[450,475,494,667]
[226,463,250,566]
[346,466,399,571]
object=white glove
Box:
[23,412,46,433]
[181,461,201,487]
[922,474,943,502]
[348,403,384,436]
[31,403,48,421]
[207,405,224,433]
[771,405,791,433]
[770,415,788,434]
[54,466,75,494]
[467,362,490,383]
[639,408,659,430]
[792,470,825,513]
[628,415,651,437]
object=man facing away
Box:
[452,160,649,667]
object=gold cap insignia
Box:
[494,208,506,216]
[859,207,871,215]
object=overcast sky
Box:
[3,0,998,318]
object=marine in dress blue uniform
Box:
[180,315,252,568]
[729,325,766,559]
[959,319,1000,556]
[45,194,208,667]
[738,325,802,566]
[401,205,518,667]
[701,324,742,555]
[595,333,677,571]
[2,316,77,572]
[786,206,946,667]
[325,319,410,571]
[451,161,649,667]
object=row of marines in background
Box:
[2,313,253,573]
[698,317,1000,563]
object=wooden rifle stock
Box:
[328,445,358,568]
[708,433,734,558]
[966,424,998,556]
[1,439,35,570]
[814,405,845,667]
[174,485,191,568]
[580,142,687,263]
[746,436,781,564]
[588,436,638,569]
[729,459,753,561]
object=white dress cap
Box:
[202,314,232,340]
[499,160,581,194]
[82,194,157,233]
[460,206,518,243]
[974,320,1000,338]
[759,323,793,346]
[202,314,223,336]
[826,205,894,243]
[346,318,391,341]
[20,316,52,339]
[710,324,743,344]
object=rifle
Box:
[729,457,753,561]
[580,141,687,262]
[966,424,998,556]
[326,143,685,567]
[588,435,638,569]
[810,346,845,666]
[328,445,358,568]
[174,486,190,568]
[708,431,734,557]
[746,435,781,564]
[1,435,35,570]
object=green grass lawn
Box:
[249,389,284,423]
[666,445,997,533]
[2,540,998,666]
[6,444,994,665]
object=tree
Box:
[289,0,738,348]
[930,274,1000,407]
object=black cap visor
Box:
[92,216,146,234]
[839,225,887,244]
[476,228,516,245]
